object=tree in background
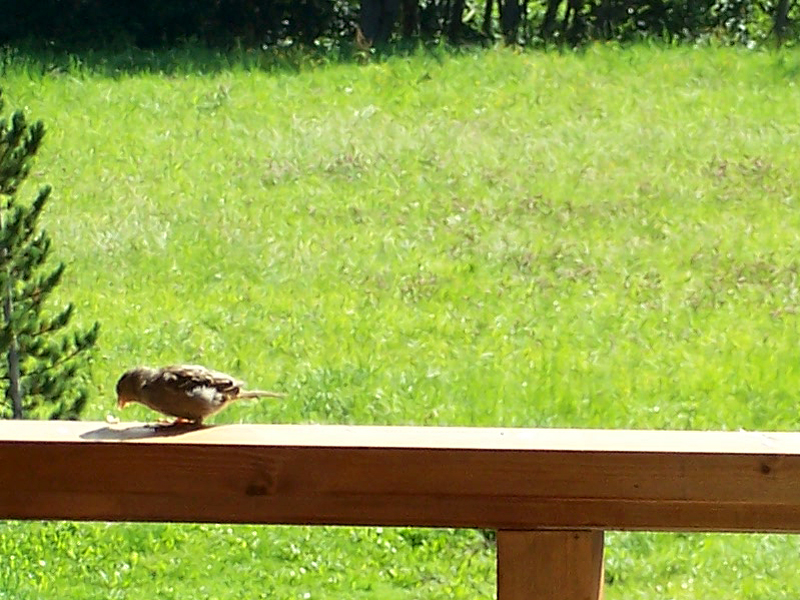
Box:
[1,0,796,48]
[0,89,99,420]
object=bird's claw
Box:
[149,418,202,431]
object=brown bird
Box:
[116,364,286,424]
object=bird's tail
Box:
[238,390,287,400]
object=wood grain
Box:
[2,421,800,531]
[497,530,604,600]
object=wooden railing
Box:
[2,421,800,599]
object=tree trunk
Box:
[773,0,792,45]
[540,0,562,39]
[482,0,494,36]
[1,263,22,419]
[4,318,22,419]
[401,0,419,37]
[564,0,585,44]
[500,0,521,41]
[360,0,401,45]
[0,199,23,419]
[448,0,466,40]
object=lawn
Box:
[2,42,800,598]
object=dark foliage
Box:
[0,0,796,48]
[0,0,356,48]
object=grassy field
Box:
[2,42,800,598]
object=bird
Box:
[116,364,286,425]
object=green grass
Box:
[2,42,800,598]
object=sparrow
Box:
[116,364,286,424]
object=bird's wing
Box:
[154,364,243,397]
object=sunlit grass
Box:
[2,42,800,598]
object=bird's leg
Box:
[150,417,198,430]
[168,417,204,430]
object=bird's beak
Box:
[117,396,128,409]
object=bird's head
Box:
[116,394,132,409]
[116,368,147,409]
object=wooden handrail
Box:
[2,421,800,599]
[2,421,798,530]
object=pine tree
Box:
[0,89,99,420]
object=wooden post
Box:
[497,530,604,600]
